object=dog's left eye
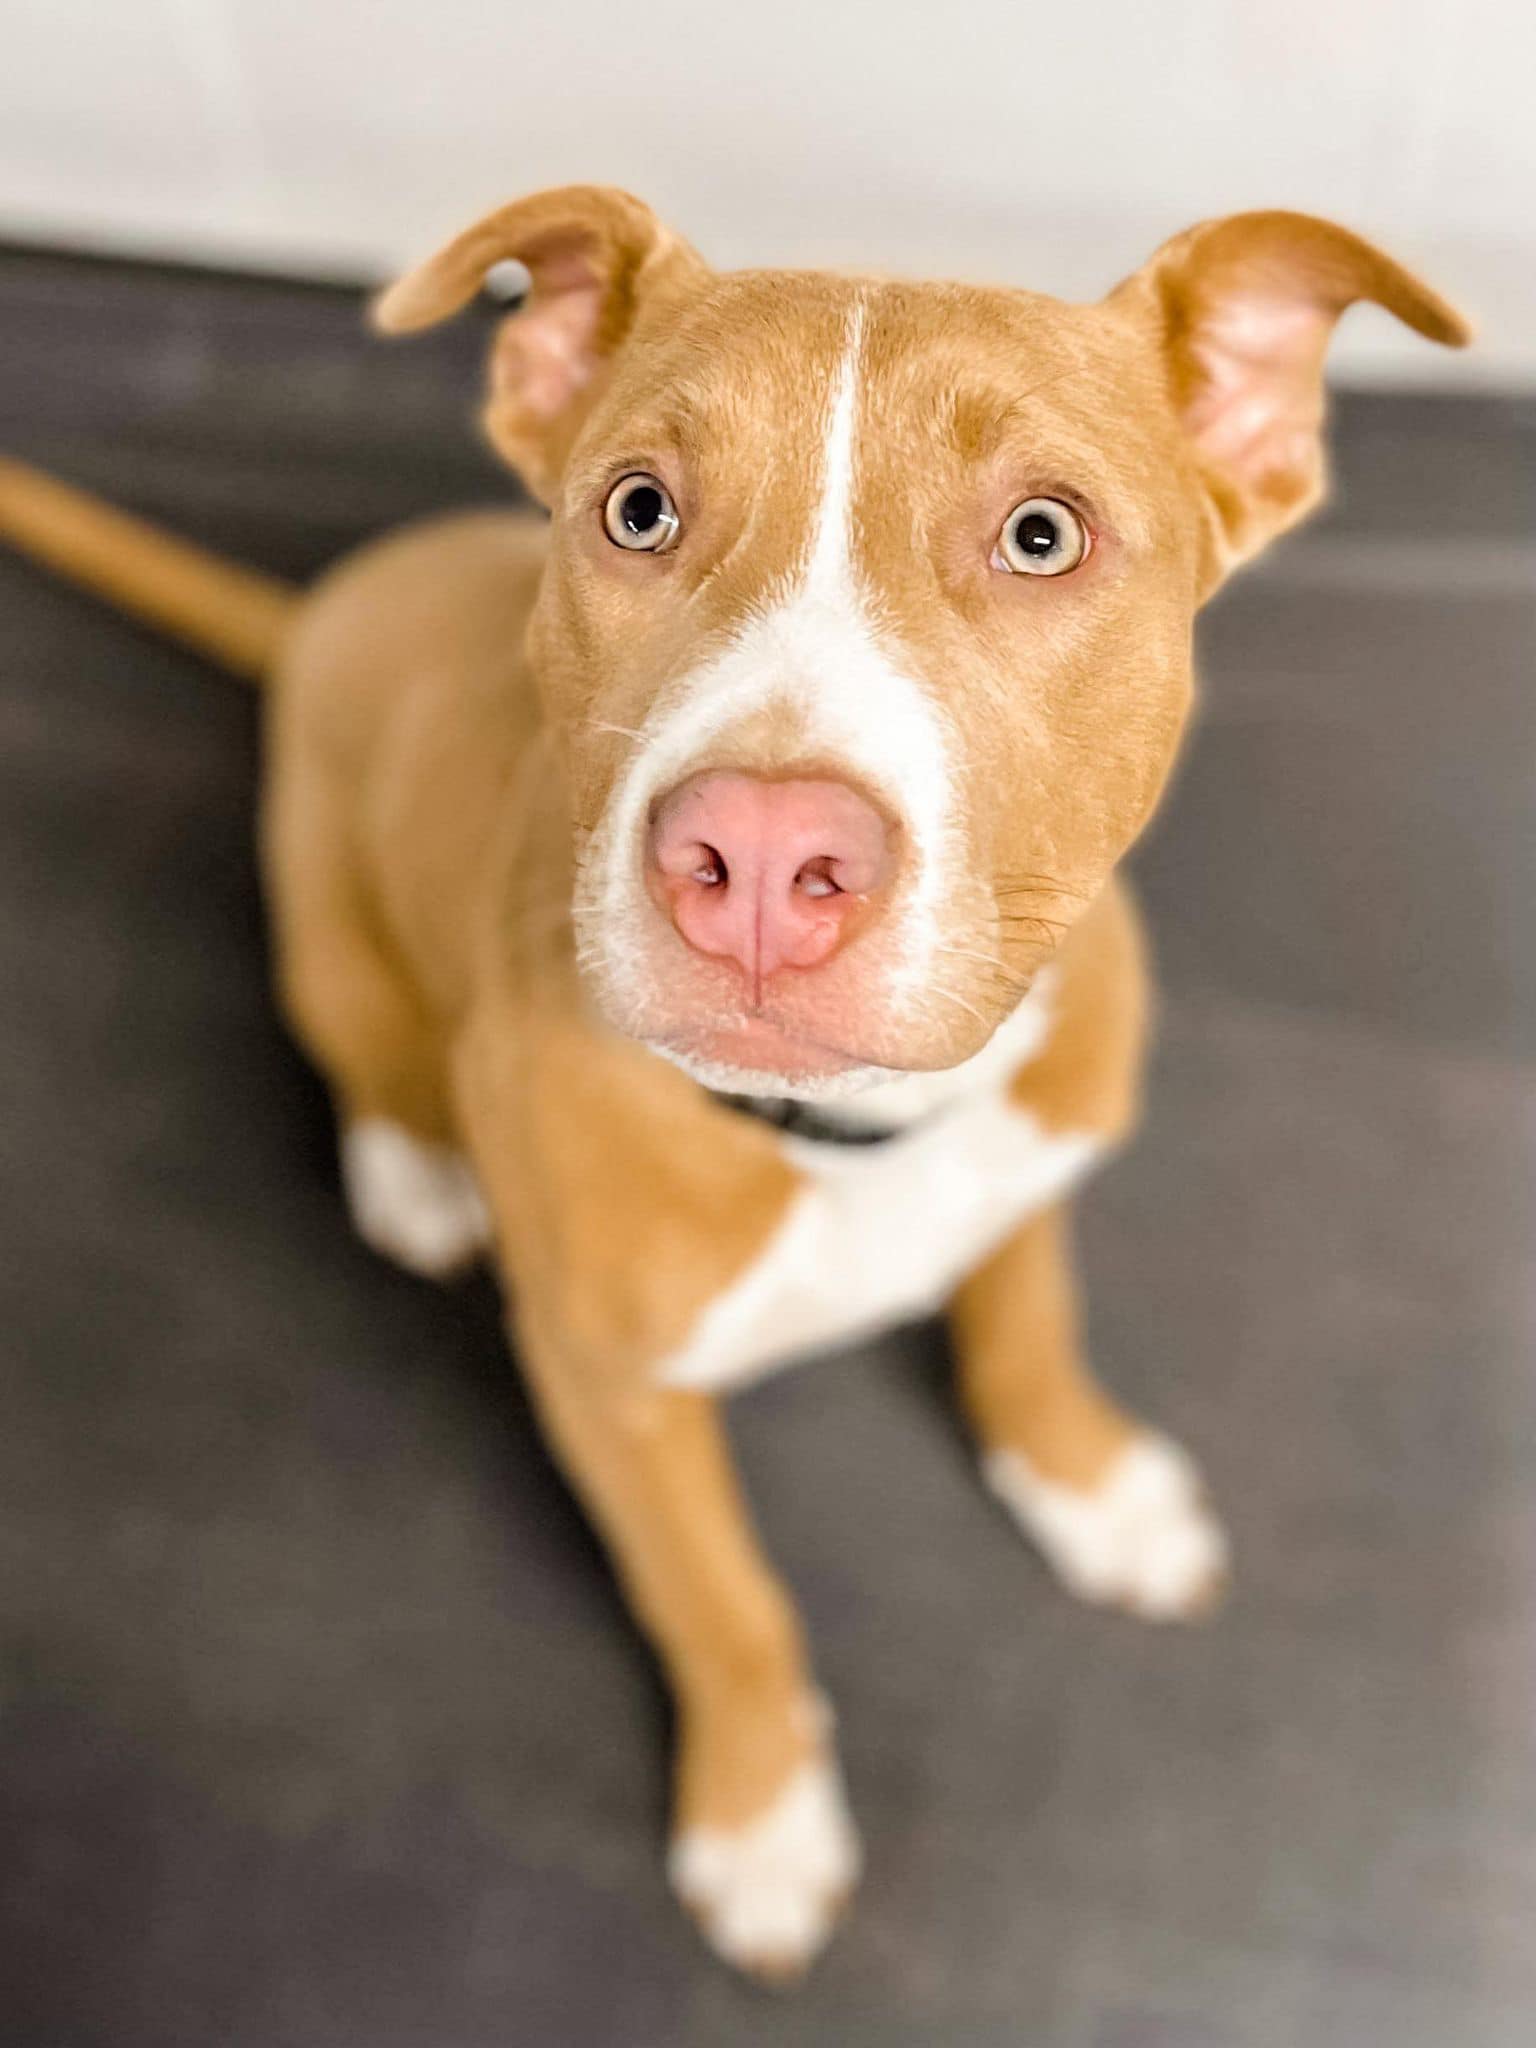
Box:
[994,497,1090,577]
[603,474,681,553]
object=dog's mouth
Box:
[610,951,1024,1099]
[648,1016,887,1098]
[579,811,1016,1094]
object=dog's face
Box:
[378,189,1466,1095]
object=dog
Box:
[0,188,1468,1978]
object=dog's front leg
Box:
[951,1200,1229,1622]
[454,1016,858,1978]
[521,1346,858,1975]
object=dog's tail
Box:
[0,457,299,681]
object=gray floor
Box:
[1,247,1533,2047]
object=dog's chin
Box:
[649,1023,899,1102]
[585,945,1020,1101]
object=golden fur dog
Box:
[0,189,1467,1976]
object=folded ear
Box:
[373,185,706,498]
[1109,211,1471,573]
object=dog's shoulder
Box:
[272,509,549,754]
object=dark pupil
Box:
[621,484,665,535]
[1015,510,1060,556]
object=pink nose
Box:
[648,771,893,996]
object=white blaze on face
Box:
[581,299,958,1043]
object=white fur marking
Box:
[985,1434,1230,1621]
[340,1119,490,1279]
[663,1022,1101,1394]
[804,308,861,601]
[669,1755,861,1976]
[582,300,958,1037]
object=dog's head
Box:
[377,188,1467,1096]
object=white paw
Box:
[669,1757,862,1981]
[984,1433,1230,1622]
[340,1119,491,1279]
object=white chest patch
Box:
[661,1086,1102,1394]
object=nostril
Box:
[693,846,727,887]
[795,856,844,901]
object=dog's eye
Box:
[603,474,680,553]
[994,497,1089,577]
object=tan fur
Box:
[953,1201,1134,1491]
[0,188,1467,1977]
[0,457,295,677]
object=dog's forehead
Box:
[609,270,859,458]
[610,268,1171,511]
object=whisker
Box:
[926,980,989,1029]
[995,913,1070,934]
[993,876,1089,903]
[936,952,1037,1004]
[935,941,1004,967]
[583,719,648,746]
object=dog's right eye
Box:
[993,496,1090,577]
[603,474,681,553]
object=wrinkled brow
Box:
[577,365,815,487]
[653,379,776,464]
[932,374,1151,548]
[943,363,1103,462]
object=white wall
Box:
[3,0,1532,385]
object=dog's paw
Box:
[340,1119,491,1279]
[984,1432,1230,1622]
[669,1756,862,1982]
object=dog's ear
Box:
[1109,211,1471,575]
[373,185,706,498]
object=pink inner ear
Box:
[490,247,605,423]
[1183,290,1334,496]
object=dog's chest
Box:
[661,1091,1101,1393]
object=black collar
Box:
[712,1092,908,1147]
